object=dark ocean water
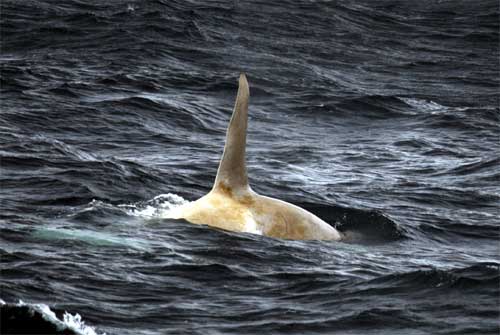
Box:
[1,0,499,334]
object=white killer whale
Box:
[168,74,342,241]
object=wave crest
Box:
[1,300,105,335]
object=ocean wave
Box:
[437,157,500,176]
[365,263,500,290]
[0,300,104,335]
[418,220,499,240]
[1,0,498,334]
[333,95,416,118]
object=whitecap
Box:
[63,312,103,335]
[17,300,105,335]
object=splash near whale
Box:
[169,74,342,241]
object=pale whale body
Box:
[168,74,342,241]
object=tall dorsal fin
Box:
[213,73,250,192]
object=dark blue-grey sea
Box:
[1,1,499,334]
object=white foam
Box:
[77,193,189,219]
[78,199,117,213]
[119,193,190,218]
[17,300,105,335]
[63,312,103,335]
